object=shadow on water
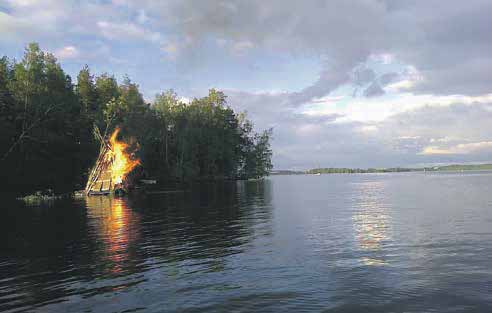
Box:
[0,180,273,312]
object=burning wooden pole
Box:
[85,127,140,196]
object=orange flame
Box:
[108,128,140,185]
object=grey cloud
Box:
[158,0,492,98]
[362,72,399,97]
[287,60,355,106]
[379,72,399,86]
[363,82,385,97]
[411,60,492,95]
[377,101,492,163]
[381,102,492,142]
[4,0,491,97]
[388,0,492,95]
[353,68,376,86]
[151,0,388,105]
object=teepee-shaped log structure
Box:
[85,126,140,196]
[85,126,116,195]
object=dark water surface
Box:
[1,173,492,312]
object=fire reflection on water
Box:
[85,196,140,275]
[351,181,391,266]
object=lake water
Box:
[1,172,492,312]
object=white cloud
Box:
[371,53,395,65]
[303,93,492,123]
[420,142,492,155]
[384,65,423,93]
[97,21,162,43]
[429,136,460,144]
[385,80,415,92]
[54,46,80,60]
[358,125,378,133]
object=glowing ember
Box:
[108,128,140,185]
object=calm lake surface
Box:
[1,172,492,312]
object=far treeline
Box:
[272,168,418,175]
[0,43,273,196]
[273,164,492,175]
[306,167,418,174]
[306,164,492,173]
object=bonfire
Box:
[85,127,140,196]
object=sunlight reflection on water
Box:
[86,197,140,275]
[351,181,391,266]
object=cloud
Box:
[352,68,376,87]
[1,0,70,39]
[370,53,394,65]
[303,93,492,123]
[54,46,80,60]
[226,86,492,168]
[231,40,254,56]
[4,1,491,98]
[97,21,162,43]
[286,58,357,107]
[375,101,492,162]
[354,69,399,98]
[3,0,492,100]
[420,142,492,155]
[363,82,385,97]
[155,0,492,98]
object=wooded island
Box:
[0,43,273,196]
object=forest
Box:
[0,43,273,196]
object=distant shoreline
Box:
[271,164,492,175]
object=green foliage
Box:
[139,89,272,182]
[0,43,94,195]
[76,65,97,115]
[0,43,273,196]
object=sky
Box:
[1,0,492,169]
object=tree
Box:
[95,73,119,117]
[0,57,17,165]
[76,65,97,116]
[0,43,93,195]
[252,129,273,178]
[119,76,145,113]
